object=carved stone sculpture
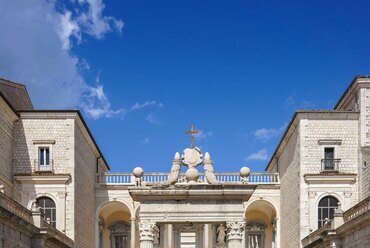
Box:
[204,152,218,184]
[217,223,226,248]
[226,221,245,248]
[139,220,157,248]
[166,152,181,185]
[182,148,202,183]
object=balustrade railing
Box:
[0,192,32,222]
[343,196,370,222]
[96,172,280,185]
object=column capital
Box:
[139,220,157,242]
[226,221,245,242]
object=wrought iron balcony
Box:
[34,159,54,172]
[321,159,340,172]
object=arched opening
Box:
[98,201,132,248]
[318,196,339,228]
[245,200,277,248]
[36,196,56,227]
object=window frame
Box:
[34,143,53,172]
[36,196,56,228]
[317,196,339,228]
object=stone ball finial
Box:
[240,167,250,184]
[240,166,251,177]
[174,152,180,160]
[204,152,211,161]
[133,167,144,178]
[185,168,200,184]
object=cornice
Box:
[14,174,71,184]
[304,173,357,184]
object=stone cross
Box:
[185,125,200,148]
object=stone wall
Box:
[12,115,76,239]
[0,100,16,196]
[12,117,74,175]
[360,148,370,200]
[341,223,370,248]
[0,222,32,247]
[301,118,359,174]
[74,123,97,247]
[300,116,359,240]
[279,124,301,248]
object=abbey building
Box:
[0,76,369,248]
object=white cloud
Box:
[81,86,125,119]
[0,0,123,119]
[77,0,124,39]
[145,113,163,125]
[245,149,269,161]
[195,130,213,140]
[254,123,287,141]
[131,101,163,111]
[285,93,315,109]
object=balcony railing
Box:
[321,159,340,172]
[0,191,32,222]
[343,196,370,222]
[34,159,54,172]
[96,172,280,186]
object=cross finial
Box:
[185,125,200,148]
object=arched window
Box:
[36,197,56,227]
[318,196,339,228]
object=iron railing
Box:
[321,159,340,172]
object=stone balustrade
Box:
[343,196,370,222]
[96,172,280,185]
[0,191,32,222]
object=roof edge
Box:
[19,110,110,170]
[334,75,370,109]
[0,91,19,117]
[264,110,360,171]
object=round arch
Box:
[95,200,133,248]
[315,192,342,207]
[244,198,278,218]
[27,192,60,211]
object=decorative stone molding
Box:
[226,221,245,248]
[139,220,157,248]
[109,221,130,248]
[318,139,342,146]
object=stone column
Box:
[204,224,209,247]
[226,221,245,248]
[139,220,156,248]
[168,224,174,248]
[131,218,136,248]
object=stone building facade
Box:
[0,76,369,248]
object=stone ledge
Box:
[304,173,357,184]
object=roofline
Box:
[264,110,360,171]
[19,110,110,170]
[334,75,370,109]
[0,76,34,109]
[0,90,19,117]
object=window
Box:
[36,197,56,227]
[318,196,339,228]
[322,147,338,171]
[109,222,130,248]
[245,222,265,248]
[38,147,52,171]
[114,236,127,248]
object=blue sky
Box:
[1,1,370,172]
